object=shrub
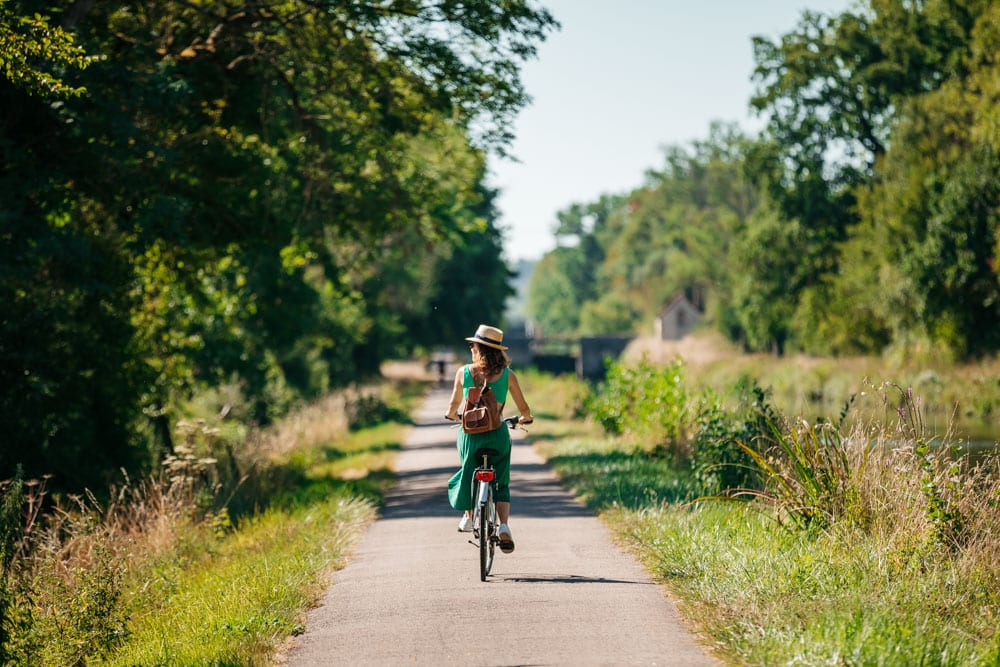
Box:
[345,391,408,431]
[585,357,690,455]
[738,416,856,529]
[25,544,129,664]
[690,378,777,494]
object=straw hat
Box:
[465,324,508,350]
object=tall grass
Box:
[0,379,422,665]
[529,362,1000,665]
[733,417,853,529]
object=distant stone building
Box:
[654,294,701,341]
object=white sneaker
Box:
[498,523,515,553]
[457,514,474,532]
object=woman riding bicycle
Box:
[445,324,533,553]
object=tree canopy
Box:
[527,1,998,362]
[1,0,555,491]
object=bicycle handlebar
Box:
[504,415,534,429]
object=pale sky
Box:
[490,0,854,262]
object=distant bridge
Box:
[505,334,633,381]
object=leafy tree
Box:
[845,4,1000,357]
[580,293,639,335]
[525,1,1000,361]
[527,246,589,335]
[729,205,799,354]
[542,124,758,338]
[747,0,992,354]
[416,183,514,349]
[0,0,555,491]
[525,195,623,336]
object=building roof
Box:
[658,293,698,318]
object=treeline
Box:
[0,1,556,493]
[528,0,1000,361]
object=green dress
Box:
[447,365,512,511]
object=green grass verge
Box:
[526,371,1000,667]
[102,494,373,666]
[619,502,1000,666]
[539,434,1000,666]
[94,383,424,666]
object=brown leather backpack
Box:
[462,375,503,434]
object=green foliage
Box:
[104,494,373,666]
[580,292,640,335]
[528,2,999,360]
[915,440,967,548]
[539,367,1000,667]
[0,3,90,97]
[737,417,854,530]
[885,381,969,548]
[345,393,410,432]
[1,0,554,493]
[541,439,700,510]
[582,360,776,496]
[0,377,417,664]
[0,470,24,664]
[852,94,1000,357]
[527,125,756,338]
[0,469,24,575]
[26,546,129,664]
[527,246,592,335]
[617,124,757,328]
[728,205,800,353]
[616,503,1000,667]
[585,358,689,454]
[689,380,776,494]
[408,183,514,349]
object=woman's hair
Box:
[471,344,510,381]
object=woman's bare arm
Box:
[445,366,464,421]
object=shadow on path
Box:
[382,440,592,521]
[493,573,656,585]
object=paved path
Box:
[284,388,719,666]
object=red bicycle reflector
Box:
[475,470,495,482]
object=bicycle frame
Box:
[471,451,498,581]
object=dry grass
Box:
[3,379,416,664]
[245,392,351,464]
[842,430,1000,555]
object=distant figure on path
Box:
[433,358,447,385]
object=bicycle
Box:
[467,415,525,581]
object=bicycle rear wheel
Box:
[479,484,497,580]
[485,485,496,572]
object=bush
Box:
[689,378,777,494]
[25,544,129,664]
[585,358,690,455]
[345,391,410,431]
